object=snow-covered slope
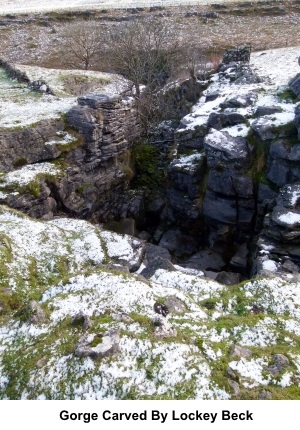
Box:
[0,205,300,399]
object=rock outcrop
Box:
[0,93,141,221]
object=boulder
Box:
[230,244,249,272]
[282,259,299,273]
[205,91,220,102]
[230,344,252,359]
[159,228,198,256]
[143,243,171,265]
[228,379,240,396]
[111,312,134,323]
[252,118,296,141]
[220,92,257,109]
[152,315,177,338]
[16,300,46,324]
[255,106,283,117]
[259,390,272,400]
[140,257,176,279]
[268,354,290,377]
[204,130,250,169]
[216,271,242,285]
[75,330,120,359]
[164,296,187,314]
[207,112,246,130]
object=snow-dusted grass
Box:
[0,67,76,129]
[15,64,126,97]
[0,162,61,187]
[0,64,126,129]
[0,206,105,295]
[2,261,300,399]
[1,207,300,399]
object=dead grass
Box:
[0,1,299,72]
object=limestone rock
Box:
[75,330,120,359]
[267,139,300,187]
[228,379,240,396]
[140,257,176,279]
[159,228,198,256]
[16,300,46,324]
[230,345,252,360]
[204,130,250,169]
[143,243,171,265]
[268,354,290,377]
[216,271,242,285]
[207,112,246,130]
[152,315,177,338]
[111,312,134,323]
[255,106,283,117]
[182,249,226,272]
[259,390,272,400]
[164,296,187,314]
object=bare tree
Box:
[108,18,180,97]
[105,17,180,134]
[63,24,102,70]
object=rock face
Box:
[0,94,141,222]
[166,153,206,231]
[0,119,66,171]
[267,139,300,187]
[202,129,254,249]
[156,54,300,278]
[255,183,300,270]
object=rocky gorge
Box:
[1,45,300,399]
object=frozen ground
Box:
[0,0,263,14]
